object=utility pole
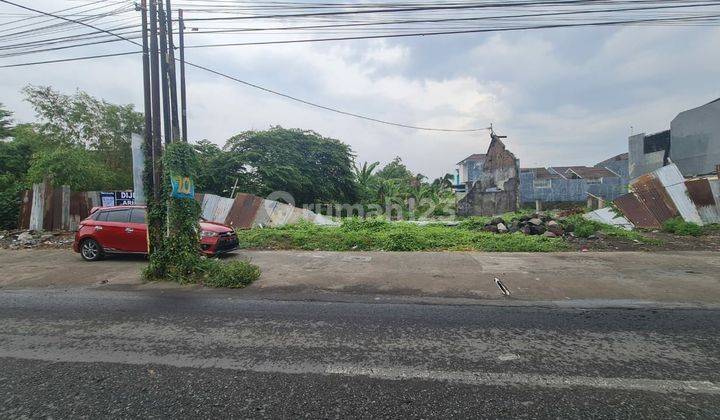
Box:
[178,8,188,142]
[157,0,172,145]
[165,0,180,142]
[147,0,164,254]
[148,0,162,199]
[138,0,153,202]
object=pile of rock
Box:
[482,213,567,237]
[0,230,74,250]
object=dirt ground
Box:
[566,229,720,252]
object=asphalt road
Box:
[0,288,719,418]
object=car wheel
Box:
[80,238,104,261]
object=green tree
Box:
[354,161,379,203]
[0,123,42,229]
[224,126,357,204]
[431,173,455,191]
[0,103,13,138]
[193,139,254,196]
[27,146,115,191]
[23,85,143,188]
[375,156,414,184]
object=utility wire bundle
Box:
[0,0,718,133]
[1,0,719,64]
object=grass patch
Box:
[238,219,567,252]
[199,259,261,288]
[662,217,702,236]
[561,214,661,244]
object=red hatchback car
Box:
[73,205,239,261]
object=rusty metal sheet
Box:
[42,183,65,231]
[685,178,716,206]
[614,193,661,228]
[69,191,95,231]
[686,178,720,224]
[225,193,263,229]
[18,190,33,229]
[630,174,678,224]
[654,164,703,225]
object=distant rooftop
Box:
[565,167,618,179]
[457,153,486,165]
[521,167,561,180]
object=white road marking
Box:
[0,347,717,395]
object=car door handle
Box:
[95,226,103,231]
[125,228,134,233]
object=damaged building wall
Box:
[670,98,720,177]
[628,130,670,180]
[457,133,519,216]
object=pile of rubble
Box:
[0,230,75,250]
[482,213,567,237]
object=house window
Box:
[533,179,552,189]
[585,178,602,185]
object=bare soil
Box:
[566,230,720,252]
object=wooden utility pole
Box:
[139,0,153,201]
[178,8,188,142]
[147,0,164,254]
[165,0,180,142]
[148,0,162,198]
[157,0,172,145]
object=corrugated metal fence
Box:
[614,164,718,228]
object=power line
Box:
[180,1,720,35]
[184,60,487,132]
[0,0,487,132]
[0,50,140,68]
[180,0,623,21]
[183,13,720,49]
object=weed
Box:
[238,221,567,252]
[662,217,702,236]
[561,214,659,244]
[198,259,261,288]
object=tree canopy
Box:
[0,103,13,139]
[223,126,357,205]
[23,85,143,188]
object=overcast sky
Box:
[1,1,719,179]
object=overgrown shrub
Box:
[662,217,702,236]
[239,221,567,252]
[143,142,261,287]
[457,216,491,230]
[341,216,390,231]
[199,259,261,288]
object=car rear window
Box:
[130,209,147,224]
[96,211,109,222]
[105,209,131,223]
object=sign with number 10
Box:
[171,175,195,199]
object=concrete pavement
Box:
[1,249,719,305]
[0,288,718,417]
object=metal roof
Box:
[457,153,486,165]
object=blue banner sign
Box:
[171,175,195,199]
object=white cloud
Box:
[2,0,720,180]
